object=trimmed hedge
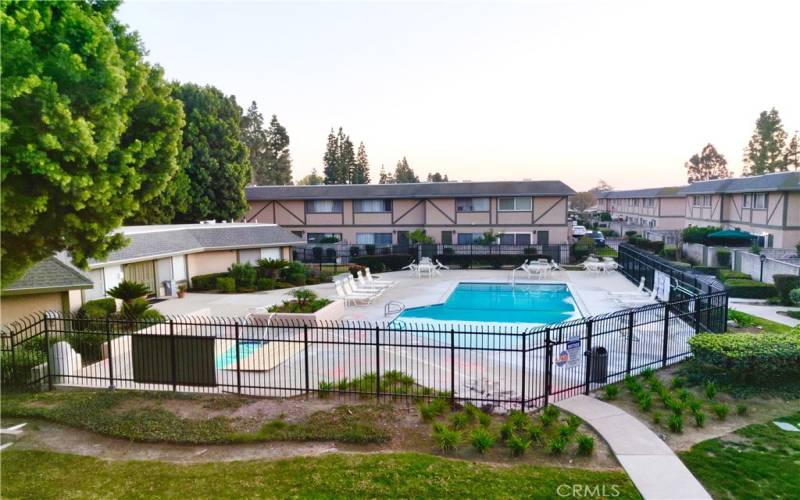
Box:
[215,277,236,293]
[691,266,720,276]
[436,253,544,270]
[191,272,229,291]
[627,235,664,254]
[724,278,778,299]
[717,269,751,281]
[772,274,800,306]
[351,255,414,272]
[716,248,731,267]
[659,245,677,260]
[689,332,800,383]
[79,298,117,318]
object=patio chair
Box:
[357,272,391,290]
[613,287,657,307]
[435,259,450,271]
[401,260,418,274]
[365,268,396,287]
[347,275,384,297]
[609,277,646,296]
[334,281,375,306]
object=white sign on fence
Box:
[654,270,671,302]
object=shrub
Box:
[538,405,559,427]
[640,367,655,381]
[566,414,582,431]
[470,427,495,454]
[637,392,653,412]
[191,272,229,291]
[668,414,684,433]
[689,333,800,383]
[572,236,596,262]
[227,263,257,290]
[704,380,717,400]
[651,411,663,425]
[256,278,275,291]
[692,266,720,276]
[215,277,236,293]
[79,298,117,318]
[772,274,800,305]
[507,410,531,432]
[507,434,531,456]
[718,269,752,281]
[279,261,309,281]
[724,279,778,299]
[736,404,748,416]
[658,245,677,260]
[790,288,800,305]
[450,411,470,430]
[693,410,706,428]
[318,381,334,397]
[349,246,361,257]
[1,337,49,387]
[528,424,544,444]
[351,254,414,272]
[682,226,721,244]
[419,399,448,421]
[288,273,306,286]
[256,258,289,279]
[603,385,620,400]
[547,436,567,455]
[107,280,151,303]
[716,249,731,267]
[625,230,638,237]
[576,434,595,455]
[711,403,729,420]
[499,422,514,441]
[432,424,460,453]
[670,376,686,389]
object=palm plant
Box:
[256,258,289,278]
[107,280,150,304]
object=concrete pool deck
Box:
[153,269,645,321]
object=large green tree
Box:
[685,143,731,183]
[351,142,370,184]
[378,165,394,184]
[0,0,184,286]
[743,108,788,175]
[785,132,799,171]
[172,83,250,222]
[394,157,419,183]
[322,127,360,184]
[296,169,324,185]
[241,102,292,185]
[265,114,292,184]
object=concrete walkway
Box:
[555,395,711,500]
[729,301,800,327]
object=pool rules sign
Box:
[555,336,582,368]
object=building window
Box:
[499,233,531,245]
[455,198,490,212]
[306,200,342,213]
[307,233,342,243]
[356,233,392,245]
[742,193,750,208]
[693,195,711,207]
[457,233,483,244]
[498,197,532,212]
[354,199,391,213]
[643,199,654,208]
[753,193,766,209]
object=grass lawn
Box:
[728,309,796,334]
[0,450,641,499]
[1,390,390,444]
[679,412,800,499]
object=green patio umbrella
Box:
[706,230,756,246]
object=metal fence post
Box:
[375,325,381,400]
[450,328,456,409]
[520,331,527,412]
[106,314,115,389]
[169,318,177,391]
[583,319,593,394]
[544,327,552,407]
[625,311,634,376]
[235,320,242,395]
[43,314,52,391]
[694,297,702,334]
[303,324,310,396]
[661,304,670,367]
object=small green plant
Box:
[711,403,729,420]
[576,434,595,456]
[507,410,531,431]
[538,405,560,427]
[637,392,653,412]
[507,434,531,456]
[668,414,684,433]
[107,280,151,304]
[603,385,620,400]
[677,389,692,403]
[470,427,495,454]
[478,412,491,428]
[623,376,643,395]
[462,403,482,423]
[664,397,684,416]
[499,422,514,442]
[670,376,686,389]
[640,367,655,381]
[648,379,665,394]
[318,381,334,397]
[548,436,567,455]
[419,399,448,421]
[432,424,460,453]
[528,424,544,444]
[687,400,702,413]
[693,410,706,428]
[566,414,582,431]
[652,411,663,425]
[736,404,748,416]
[450,411,470,430]
[704,380,717,400]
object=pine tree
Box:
[323,129,340,184]
[685,144,731,183]
[351,142,370,184]
[743,108,788,175]
[378,165,394,184]
[297,169,324,185]
[338,131,355,183]
[785,132,799,171]
[241,101,270,185]
[394,157,419,183]
[426,172,449,182]
[265,115,292,184]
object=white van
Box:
[572,225,587,237]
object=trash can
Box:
[162,280,174,296]
[589,346,608,383]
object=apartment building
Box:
[679,171,800,248]
[245,181,576,246]
[595,187,685,230]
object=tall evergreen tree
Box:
[338,132,355,183]
[351,142,370,184]
[685,144,731,183]
[784,132,799,171]
[265,114,292,184]
[322,127,361,184]
[172,83,250,222]
[323,129,340,184]
[297,169,324,185]
[378,165,395,184]
[394,157,419,183]
[241,101,269,185]
[743,108,788,175]
[426,172,449,182]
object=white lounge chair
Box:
[522,262,549,279]
[334,281,375,306]
[365,268,396,287]
[435,259,450,271]
[614,287,658,307]
[609,277,646,296]
[401,260,418,274]
[357,273,391,290]
[346,275,383,297]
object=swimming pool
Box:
[216,341,264,369]
[392,282,579,328]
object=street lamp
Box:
[759,253,767,282]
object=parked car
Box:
[572,225,587,237]
[589,231,606,247]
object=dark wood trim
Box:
[766,193,782,225]
[392,199,424,224]
[731,195,741,221]
[427,199,456,224]
[533,198,563,224]
[277,200,305,224]
[247,201,273,222]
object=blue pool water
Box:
[392,282,579,328]
[216,341,264,369]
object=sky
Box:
[117,0,800,191]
